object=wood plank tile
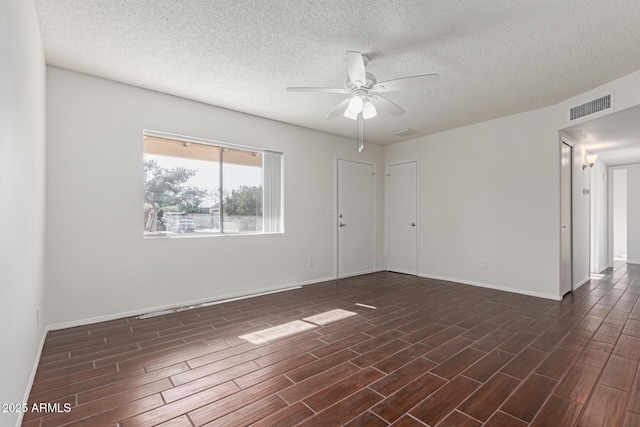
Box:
[437,410,481,427]
[155,416,193,427]
[369,357,436,396]
[627,366,640,413]
[530,394,582,427]
[60,394,165,427]
[29,271,640,427]
[554,362,601,404]
[623,319,640,337]
[614,335,640,360]
[162,360,259,403]
[624,411,640,427]
[409,375,480,426]
[309,332,370,359]
[285,348,357,382]
[461,321,502,340]
[352,339,410,368]
[370,372,446,423]
[302,367,383,413]
[483,411,528,427]
[254,339,325,368]
[278,362,360,404]
[248,402,314,427]
[424,336,474,364]
[500,373,557,422]
[350,330,405,354]
[471,329,514,352]
[373,343,429,374]
[500,347,548,380]
[170,350,261,386]
[387,415,425,426]
[187,376,292,427]
[420,326,467,347]
[40,378,171,427]
[298,388,384,427]
[593,323,624,344]
[119,381,239,427]
[233,352,317,389]
[578,340,614,368]
[429,347,485,380]
[534,347,578,380]
[458,373,521,422]
[578,384,629,427]
[342,411,388,427]
[576,315,605,333]
[529,328,568,352]
[497,331,538,354]
[399,323,446,343]
[462,349,514,383]
[200,394,287,427]
[599,354,638,392]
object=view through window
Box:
[143,133,282,237]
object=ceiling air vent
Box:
[570,94,612,121]
[392,128,419,137]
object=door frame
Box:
[560,138,574,296]
[335,157,377,279]
[385,159,420,275]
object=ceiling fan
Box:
[287,51,439,152]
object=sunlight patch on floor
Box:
[303,309,357,326]
[239,320,316,344]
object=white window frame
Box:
[143,130,283,238]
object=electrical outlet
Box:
[308,258,314,268]
[481,260,489,270]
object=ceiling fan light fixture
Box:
[362,101,377,119]
[347,95,364,113]
[343,107,358,120]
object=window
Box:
[143,131,282,237]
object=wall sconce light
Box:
[582,154,598,169]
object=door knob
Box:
[339,223,347,227]
[410,222,416,227]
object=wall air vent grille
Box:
[570,94,612,121]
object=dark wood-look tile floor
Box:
[23,262,640,426]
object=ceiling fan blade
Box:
[371,73,439,93]
[325,98,351,120]
[346,51,366,87]
[369,95,406,117]
[286,87,348,93]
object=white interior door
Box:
[337,159,375,278]
[387,161,418,275]
[561,142,573,295]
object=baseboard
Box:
[337,269,377,279]
[16,328,48,427]
[418,273,562,301]
[627,260,640,265]
[47,277,335,331]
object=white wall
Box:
[45,67,384,326]
[384,67,640,299]
[0,1,46,426]
[613,168,628,259]
[628,166,640,264]
[570,139,592,287]
[385,107,562,299]
[590,158,609,273]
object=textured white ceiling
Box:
[34,0,640,145]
